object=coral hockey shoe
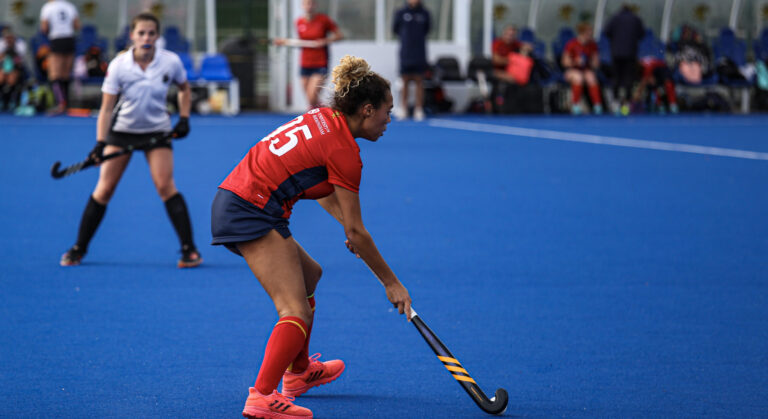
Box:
[281,353,345,397]
[242,388,312,419]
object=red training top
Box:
[219,107,362,219]
[296,14,338,68]
[563,38,598,69]
[491,39,522,71]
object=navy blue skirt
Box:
[210,188,291,256]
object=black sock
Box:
[61,80,70,105]
[164,193,195,249]
[75,195,107,252]
[9,85,21,108]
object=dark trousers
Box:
[612,58,638,102]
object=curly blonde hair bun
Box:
[332,55,371,98]
[331,55,390,115]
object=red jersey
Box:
[491,38,522,71]
[563,38,598,69]
[296,14,338,68]
[219,107,362,218]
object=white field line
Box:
[428,119,768,161]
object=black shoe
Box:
[60,245,85,266]
[178,245,202,268]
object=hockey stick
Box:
[50,134,173,179]
[276,38,324,48]
[362,261,509,415]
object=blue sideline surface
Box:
[0,113,767,418]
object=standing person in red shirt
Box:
[274,0,343,109]
[211,55,412,419]
[561,22,603,115]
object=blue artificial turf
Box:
[1,113,767,417]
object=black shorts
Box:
[106,131,172,151]
[49,37,76,54]
[300,66,328,77]
[400,63,427,76]
[211,188,292,256]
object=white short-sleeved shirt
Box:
[40,0,79,40]
[0,38,28,60]
[102,48,187,133]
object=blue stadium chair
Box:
[597,33,612,65]
[114,25,129,53]
[596,33,613,86]
[164,26,181,41]
[165,38,190,54]
[551,27,575,69]
[163,26,190,54]
[516,27,547,60]
[80,24,97,41]
[637,31,665,60]
[176,52,198,80]
[519,27,535,43]
[713,27,751,85]
[194,54,239,114]
[76,24,108,56]
[198,54,233,81]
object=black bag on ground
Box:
[494,81,544,114]
[423,84,453,114]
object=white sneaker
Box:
[394,106,408,120]
[413,107,425,121]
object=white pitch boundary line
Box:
[428,119,768,161]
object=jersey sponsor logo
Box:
[311,112,331,135]
[308,108,320,114]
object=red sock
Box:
[571,83,583,104]
[664,80,677,104]
[255,316,308,394]
[588,84,602,105]
[289,295,315,373]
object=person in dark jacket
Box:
[604,4,644,114]
[392,0,431,121]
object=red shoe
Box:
[281,353,345,397]
[242,388,312,419]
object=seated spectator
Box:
[638,55,679,114]
[491,25,533,84]
[673,24,712,84]
[562,22,604,115]
[0,26,28,110]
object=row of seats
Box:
[509,26,764,88]
[26,28,232,83]
[25,24,190,60]
[178,52,233,81]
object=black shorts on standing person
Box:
[60,12,200,268]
